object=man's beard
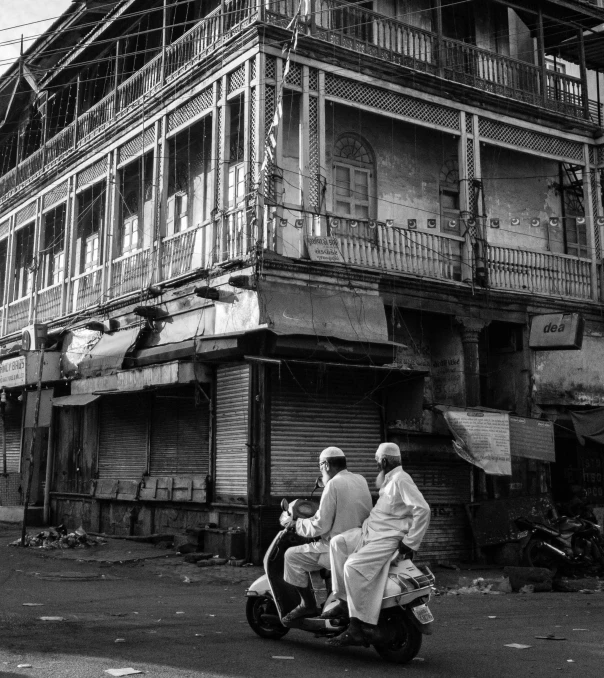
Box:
[321,470,331,486]
[375,469,386,490]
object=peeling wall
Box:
[533,325,604,406]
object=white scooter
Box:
[245,494,435,664]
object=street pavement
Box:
[1,526,603,678]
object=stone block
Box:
[503,566,553,592]
[184,553,213,563]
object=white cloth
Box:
[295,470,372,545]
[330,466,430,625]
[283,542,331,588]
[283,470,372,587]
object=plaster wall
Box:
[326,102,458,227]
[480,144,563,253]
[533,323,604,406]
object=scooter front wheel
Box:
[246,596,290,639]
[523,537,558,570]
[373,608,422,664]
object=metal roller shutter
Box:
[405,449,472,562]
[2,403,22,473]
[98,395,149,479]
[215,363,249,498]
[270,365,382,496]
[150,394,209,476]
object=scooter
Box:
[516,512,604,573]
[245,494,435,664]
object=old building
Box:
[0,0,603,562]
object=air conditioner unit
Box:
[21,323,48,351]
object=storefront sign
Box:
[0,356,25,388]
[444,410,512,475]
[305,236,345,263]
[529,313,584,350]
[509,416,555,462]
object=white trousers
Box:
[283,542,331,588]
[330,528,400,625]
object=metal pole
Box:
[1,389,7,477]
[43,412,54,525]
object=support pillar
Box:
[455,316,490,408]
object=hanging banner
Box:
[443,410,512,476]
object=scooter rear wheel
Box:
[246,596,290,639]
[373,608,422,664]
[523,537,558,570]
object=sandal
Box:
[326,630,364,647]
[282,604,320,624]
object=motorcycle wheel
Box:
[246,596,290,640]
[523,537,558,570]
[373,608,422,664]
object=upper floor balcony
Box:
[0,0,603,211]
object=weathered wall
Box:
[481,144,563,253]
[533,323,604,406]
[326,102,457,226]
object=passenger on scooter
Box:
[325,442,430,646]
[281,446,373,623]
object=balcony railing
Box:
[36,283,63,322]
[6,298,30,335]
[111,249,152,299]
[487,245,592,300]
[72,268,103,312]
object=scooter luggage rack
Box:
[388,566,435,593]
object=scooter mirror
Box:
[311,477,324,497]
[280,498,289,511]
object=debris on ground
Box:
[445,576,512,595]
[39,616,65,621]
[535,634,566,640]
[553,577,603,593]
[504,644,532,649]
[105,669,143,677]
[9,525,106,550]
[504,567,553,593]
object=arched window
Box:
[333,133,375,222]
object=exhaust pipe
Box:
[539,541,573,563]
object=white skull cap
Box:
[319,446,346,461]
[375,442,401,461]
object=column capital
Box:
[455,316,490,343]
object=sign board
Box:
[0,356,26,388]
[509,416,555,462]
[444,410,512,475]
[25,389,54,428]
[305,236,345,263]
[529,313,584,350]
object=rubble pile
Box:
[9,525,106,550]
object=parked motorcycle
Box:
[245,493,435,664]
[516,510,604,573]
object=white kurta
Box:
[283,470,372,588]
[330,466,430,624]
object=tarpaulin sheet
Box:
[570,408,604,446]
[78,327,141,378]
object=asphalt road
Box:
[1,530,603,678]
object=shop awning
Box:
[259,282,389,345]
[571,408,604,446]
[79,327,141,378]
[52,394,101,407]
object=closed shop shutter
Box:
[271,365,382,496]
[2,402,22,473]
[215,363,249,499]
[98,395,149,479]
[150,393,209,476]
[405,445,472,562]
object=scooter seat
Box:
[556,517,582,531]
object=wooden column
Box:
[583,143,599,301]
[434,0,444,78]
[60,177,74,317]
[100,152,114,304]
[458,111,472,283]
[536,7,548,108]
[64,179,77,315]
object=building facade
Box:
[1,0,604,562]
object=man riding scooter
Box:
[324,442,431,646]
[280,446,373,623]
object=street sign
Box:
[0,356,25,388]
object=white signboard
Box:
[305,237,345,263]
[0,356,26,388]
[444,410,512,476]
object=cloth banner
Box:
[443,409,512,476]
[570,408,604,446]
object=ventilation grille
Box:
[309,95,319,208]
[0,220,9,239]
[78,158,108,188]
[466,115,473,135]
[591,171,601,258]
[325,75,459,131]
[228,65,246,93]
[15,202,36,226]
[250,86,257,186]
[118,127,155,164]
[479,118,583,162]
[309,68,318,92]
[167,88,212,134]
[43,182,68,209]
[251,58,257,82]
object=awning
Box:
[52,394,101,407]
[79,327,141,378]
[571,408,604,446]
